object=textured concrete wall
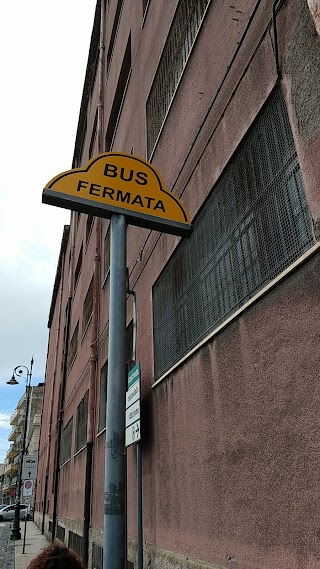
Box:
[36,1,320,568]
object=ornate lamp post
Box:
[7,357,34,541]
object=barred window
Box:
[146,0,210,157]
[74,245,83,291]
[75,391,88,453]
[86,215,94,243]
[89,110,98,159]
[153,88,315,378]
[68,322,79,370]
[103,229,110,281]
[68,532,83,559]
[82,279,93,335]
[60,418,73,466]
[98,361,108,432]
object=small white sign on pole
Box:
[125,363,141,447]
[23,480,33,497]
[22,455,38,480]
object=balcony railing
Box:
[4,462,18,475]
[18,413,26,426]
[8,426,21,442]
[13,454,20,465]
[6,443,21,459]
[10,409,19,426]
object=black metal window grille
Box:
[82,279,93,335]
[60,418,73,466]
[56,525,65,543]
[92,543,103,569]
[146,0,211,157]
[75,391,88,453]
[153,88,314,379]
[68,532,83,559]
[67,322,79,371]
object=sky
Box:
[0,2,96,463]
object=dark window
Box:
[98,361,108,432]
[82,279,94,335]
[56,525,66,543]
[75,391,88,453]
[60,418,73,466]
[146,0,210,157]
[68,532,83,560]
[126,320,134,368]
[86,215,94,243]
[89,110,98,159]
[105,35,131,151]
[153,88,315,378]
[106,0,125,73]
[92,544,103,569]
[103,229,111,281]
[67,322,79,370]
[74,245,83,291]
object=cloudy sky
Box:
[0,2,96,462]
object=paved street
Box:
[0,523,14,569]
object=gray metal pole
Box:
[104,214,127,569]
[137,443,143,569]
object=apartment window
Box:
[82,279,94,335]
[126,320,134,368]
[74,245,83,291]
[75,391,88,453]
[98,361,108,432]
[152,88,315,378]
[106,0,125,73]
[60,418,73,465]
[86,215,94,243]
[68,532,83,559]
[143,0,150,17]
[105,35,131,151]
[89,110,98,159]
[146,0,210,157]
[103,229,111,281]
[67,322,79,370]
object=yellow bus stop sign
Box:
[43,152,192,236]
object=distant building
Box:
[36,1,320,569]
[2,385,44,506]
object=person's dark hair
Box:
[27,544,85,569]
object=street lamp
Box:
[7,356,34,541]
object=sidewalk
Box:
[3,521,49,569]
[14,521,49,569]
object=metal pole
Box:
[137,443,143,569]
[22,515,27,553]
[10,358,33,541]
[127,287,143,569]
[104,214,127,569]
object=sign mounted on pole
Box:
[125,363,141,447]
[21,455,38,480]
[42,152,192,237]
[22,479,33,497]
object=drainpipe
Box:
[52,214,76,542]
[82,1,105,564]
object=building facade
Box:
[35,1,320,569]
[2,385,44,507]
